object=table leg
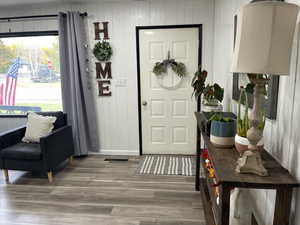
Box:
[219,185,231,225]
[195,126,201,191]
[273,188,293,225]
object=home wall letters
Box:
[94,21,112,97]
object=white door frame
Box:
[136,24,202,155]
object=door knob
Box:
[142,101,148,106]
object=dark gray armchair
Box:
[0,111,74,183]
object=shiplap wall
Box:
[1,0,300,223]
[213,0,300,224]
[0,0,215,155]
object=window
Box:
[0,33,62,116]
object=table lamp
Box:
[231,1,299,176]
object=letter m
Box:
[96,62,112,79]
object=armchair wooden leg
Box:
[69,156,74,165]
[47,172,53,183]
[3,169,9,182]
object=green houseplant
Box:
[237,87,249,138]
[235,87,265,154]
[209,113,236,148]
[191,67,224,112]
[191,67,207,100]
[202,83,224,106]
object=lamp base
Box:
[235,150,268,176]
[238,74,268,176]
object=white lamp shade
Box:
[231,1,299,75]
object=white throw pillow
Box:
[22,112,57,143]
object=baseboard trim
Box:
[89,149,140,156]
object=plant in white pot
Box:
[235,87,265,154]
[202,84,224,112]
[191,67,224,112]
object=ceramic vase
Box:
[235,134,264,154]
[210,120,236,148]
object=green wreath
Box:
[93,41,113,61]
[153,59,187,78]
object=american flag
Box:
[0,58,21,106]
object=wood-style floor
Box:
[0,155,205,225]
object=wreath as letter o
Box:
[93,41,113,61]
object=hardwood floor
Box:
[0,155,205,225]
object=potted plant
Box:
[202,83,224,111]
[191,66,207,100]
[209,113,236,148]
[191,67,224,112]
[235,87,265,154]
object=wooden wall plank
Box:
[212,0,300,224]
[0,0,215,156]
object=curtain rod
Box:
[0,12,88,21]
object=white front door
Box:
[139,28,199,155]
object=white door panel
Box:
[140,28,198,155]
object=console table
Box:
[195,112,299,225]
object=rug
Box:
[138,155,195,176]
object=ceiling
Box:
[0,0,60,6]
[0,0,138,7]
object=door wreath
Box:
[152,52,187,90]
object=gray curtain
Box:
[59,11,99,156]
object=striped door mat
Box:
[138,155,195,176]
